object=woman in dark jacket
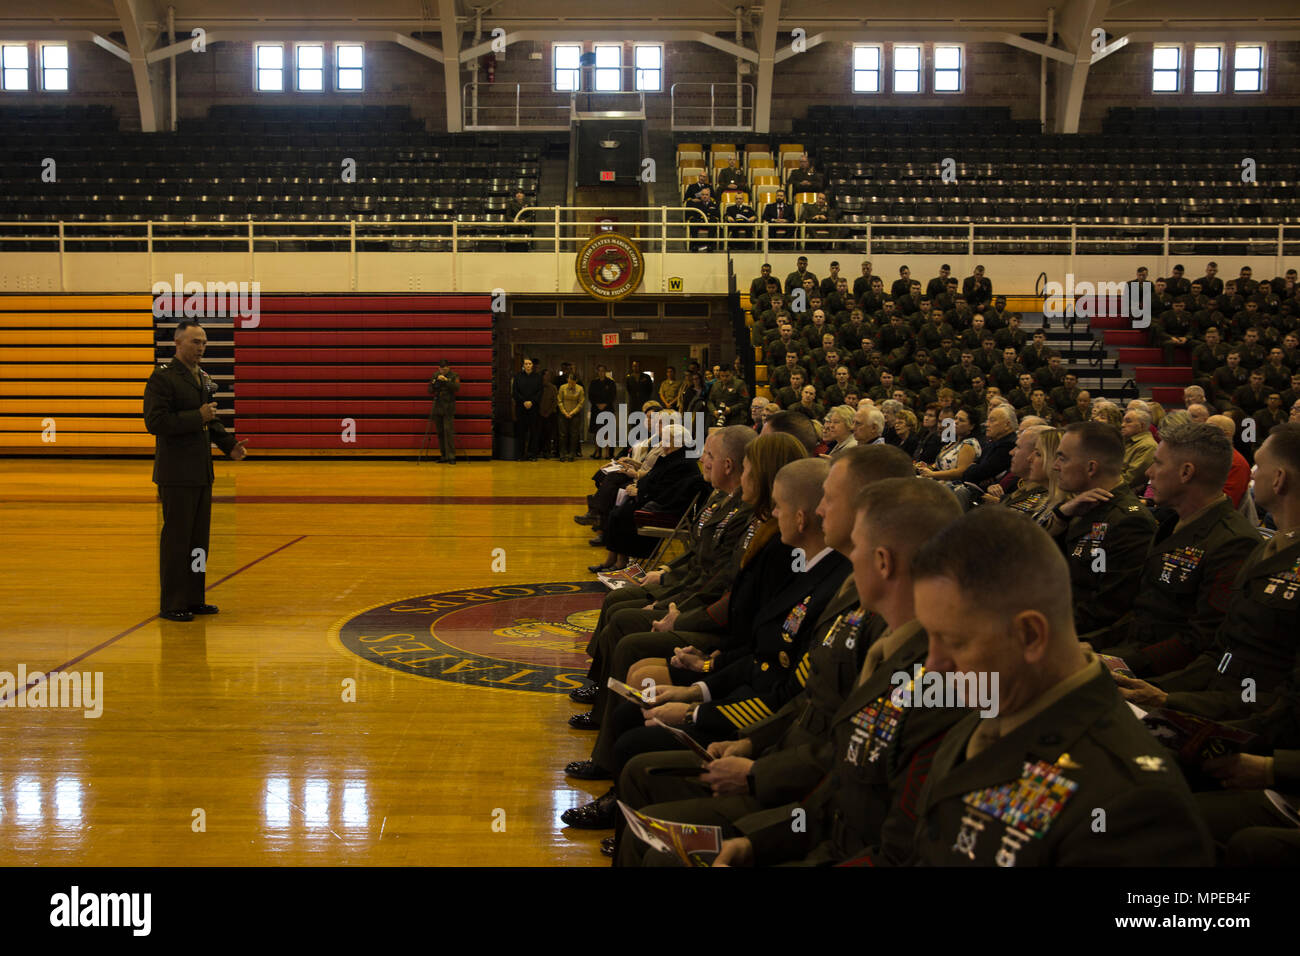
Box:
[677,371,707,416]
[511,357,543,460]
[912,403,943,465]
[591,426,705,572]
[893,407,920,458]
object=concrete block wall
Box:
[1,35,1295,134]
[1080,40,1300,131]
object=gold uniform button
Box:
[778,651,790,668]
[760,662,769,672]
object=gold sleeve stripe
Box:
[718,704,749,728]
[729,700,764,725]
[738,698,773,722]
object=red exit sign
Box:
[602,332,619,347]
[600,170,615,182]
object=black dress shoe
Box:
[573,514,596,525]
[601,836,616,857]
[561,789,618,829]
[189,603,219,615]
[159,609,194,622]
[569,684,599,704]
[588,562,614,573]
[568,712,600,730]
[564,760,613,780]
[588,536,605,547]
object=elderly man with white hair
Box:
[852,405,885,445]
[1127,398,1151,415]
[1120,406,1157,493]
[589,421,707,573]
[750,396,770,430]
[1184,385,1207,408]
[939,404,1019,510]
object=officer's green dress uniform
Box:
[1157,530,1300,719]
[429,368,460,462]
[737,622,970,867]
[143,360,238,614]
[582,489,752,698]
[1095,495,1261,678]
[1150,530,1300,860]
[1000,482,1048,519]
[1055,483,1156,635]
[706,380,749,427]
[909,655,1214,866]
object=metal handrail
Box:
[3,216,1298,259]
[461,82,571,131]
[670,82,755,132]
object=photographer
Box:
[429,359,460,464]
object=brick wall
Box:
[0,41,138,125]
[5,36,1297,134]
[1080,40,1300,132]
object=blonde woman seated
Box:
[984,425,1069,525]
[916,406,981,479]
[820,405,858,458]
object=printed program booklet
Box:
[617,801,722,866]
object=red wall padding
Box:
[232,295,495,453]
[242,313,493,330]
[242,434,493,449]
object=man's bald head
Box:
[1187,403,1210,423]
[1206,414,1236,439]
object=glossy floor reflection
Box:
[0,458,619,865]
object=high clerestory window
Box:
[2,44,30,91]
[1234,44,1264,93]
[934,45,962,92]
[893,45,921,93]
[255,43,284,91]
[852,45,881,93]
[1152,45,1182,93]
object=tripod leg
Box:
[420,408,436,462]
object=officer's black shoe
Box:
[568,712,599,730]
[189,604,219,615]
[564,760,613,780]
[573,514,596,525]
[569,684,599,704]
[560,788,618,829]
[159,609,194,622]
[601,836,616,857]
[588,536,605,547]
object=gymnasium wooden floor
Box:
[0,456,621,866]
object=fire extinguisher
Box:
[483,52,496,83]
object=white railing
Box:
[3,216,1297,283]
[670,82,755,132]
[460,83,647,129]
[461,82,571,131]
